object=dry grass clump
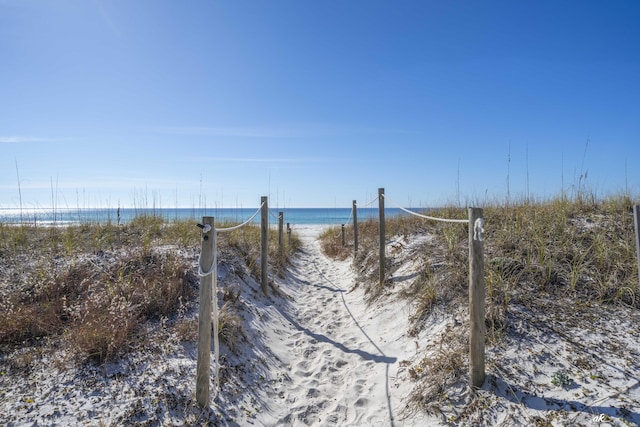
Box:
[407,324,468,417]
[1,215,300,366]
[321,211,469,305]
[0,214,201,259]
[402,219,469,328]
[173,297,246,353]
[0,261,94,345]
[223,223,301,280]
[1,250,196,363]
[319,227,352,260]
[71,251,196,363]
[485,195,639,308]
[218,302,245,354]
[344,219,392,298]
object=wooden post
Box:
[353,200,358,253]
[278,211,284,252]
[260,197,269,295]
[196,216,214,408]
[634,205,640,290]
[341,224,345,246]
[468,207,485,388]
[379,188,385,286]
[287,222,291,246]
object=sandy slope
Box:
[3,225,640,426]
[240,226,640,426]
[1,225,430,427]
[248,225,429,426]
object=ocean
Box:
[0,207,420,227]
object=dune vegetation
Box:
[320,192,640,420]
[0,215,300,365]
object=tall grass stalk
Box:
[14,158,23,224]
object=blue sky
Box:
[1,0,639,209]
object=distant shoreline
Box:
[0,207,428,226]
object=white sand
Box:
[2,224,640,426]
[245,225,430,426]
[223,224,640,426]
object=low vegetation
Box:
[0,215,299,366]
[323,193,639,321]
[320,193,640,415]
[225,222,301,281]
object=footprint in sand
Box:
[354,397,369,408]
[353,378,367,394]
[302,379,319,389]
[296,370,313,378]
[335,359,348,369]
[293,361,312,378]
[303,346,318,358]
[306,388,321,398]
[259,228,403,427]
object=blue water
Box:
[0,207,419,226]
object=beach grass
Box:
[322,192,639,312]
[0,215,299,364]
[320,192,640,413]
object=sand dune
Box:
[3,224,640,426]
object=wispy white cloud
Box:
[196,157,296,163]
[0,177,194,191]
[183,156,334,165]
[0,136,69,143]
[154,123,420,139]
[156,126,304,138]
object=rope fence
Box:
[217,202,265,233]
[191,191,640,411]
[334,206,354,238]
[382,194,469,224]
[351,189,486,388]
[361,195,380,208]
[343,206,354,226]
[194,189,490,407]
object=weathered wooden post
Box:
[379,188,385,286]
[278,211,284,252]
[341,224,345,246]
[260,197,269,295]
[196,216,214,408]
[353,200,358,253]
[468,207,485,388]
[287,222,291,246]
[634,205,640,290]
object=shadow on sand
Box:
[488,375,640,425]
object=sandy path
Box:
[255,225,416,426]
